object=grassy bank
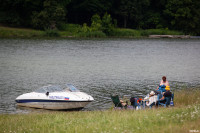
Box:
[0,26,45,38]
[0,88,200,133]
[0,25,184,39]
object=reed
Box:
[0,88,200,133]
[174,88,200,107]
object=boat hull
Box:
[15,84,94,110]
[16,100,92,110]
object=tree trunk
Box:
[124,16,127,28]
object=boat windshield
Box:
[64,84,80,92]
[35,84,80,93]
[35,85,63,93]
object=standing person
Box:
[156,76,169,92]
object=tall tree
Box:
[164,0,200,35]
[144,0,167,29]
[31,0,67,29]
[101,13,114,35]
[116,0,133,28]
[67,0,113,25]
[0,0,43,26]
[113,0,149,29]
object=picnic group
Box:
[112,76,174,109]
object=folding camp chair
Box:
[111,95,127,109]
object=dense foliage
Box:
[0,0,200,35]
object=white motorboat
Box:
[15,84,94,110]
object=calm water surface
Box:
[0,39,200,114]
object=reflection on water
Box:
[0,39,200,113]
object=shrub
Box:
[111,28,141,37]
[140,30,149,36]
[31,1,66,30]
[57,23,82,32]
[101,13,114,36]
[81,23,91,33]
[44,29,60,37]
[77,31,106,38]
[91,14,102,31]
[57,23,67,31]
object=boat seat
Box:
[64,88,71,92]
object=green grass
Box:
[77,31,106,38]
[111,28,141,37]
[110,28,183,38]
[0,88,200,133]
[0,25,184,39]
[140,29,184,36]
[174,88,200,107]
[0,26,45,38]
[44,29,60,37]
[59,24,82,37]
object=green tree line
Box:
[0,0,200,35]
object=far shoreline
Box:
[1,25,197,39]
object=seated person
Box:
[130,97,142,109]
[156,76,169,92]
[120,99,128,106]
[156,76,169,90]
[159,86,172,104]
[111,95,128,108]
[146,91,158,107]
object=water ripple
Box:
[0,39,200,114]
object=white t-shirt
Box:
[146,95,158,106]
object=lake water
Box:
[0,39,200,114]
